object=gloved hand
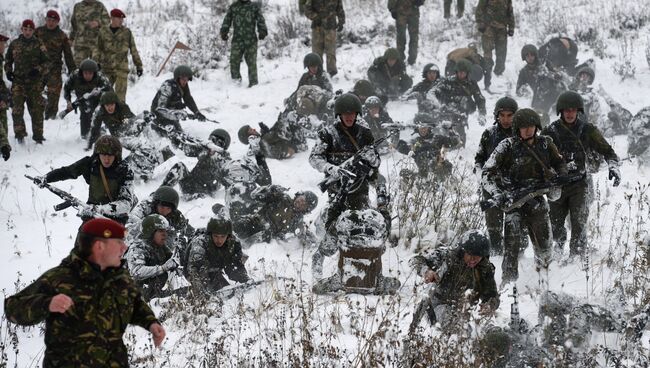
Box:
[162,258,179,272]
[78,205,97,219]
[360,146,379,166]
[478,24,486,33]
[259,122,270,135]
[326,164,341,179]
[478,114,486,126]
[390,11,397,19]
[258,31,267,40]
[136,69,143,77]
[337,23,344,32]
[174,110,188,120]
[1,145,10,161]
[6,71,13,82]
[507,28,514,37]
[609,166,621,187]
[195,112,206,122]
[33,175,47,188]
[220,32,228,41]
[28,68,40,78]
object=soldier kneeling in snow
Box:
[312,209,400,295]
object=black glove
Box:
[390,11,397,19]
[6,71,14,82]
[220,32,228,41]
[508,28,514,37]
[137,69,143,77]
[478,25,486,33]
[258,32,267,40]
[33,175,47,188]
[609,167,621,187]
[337,23,344,32]
[28,68,40,78]
[1,145,10,161]
[195,112,206,122]
[259,122,270,135]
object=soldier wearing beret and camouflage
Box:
[4,218,165,367]
[5,19,50,143]
[97,8,143,101]
[387,0,424,65]
[475,0,515,79]
[36,10,76,120]
[303,0,345,76]
[220,0,268,87]
[70,0,110,65]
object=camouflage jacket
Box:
[411,78,439,96]
[4,250,158,367]
[297,71,333,93]
[45,155,138,223]
[220,0,268,47]
[362,109,394,141]
[310,120,377,170]
[387,0,423,16]
[89,101,135,145]
[126,237,172,291]
[4,35,49,83]
[70,0,110,46]
[260,129,296,159]
[429,75,487,115]
[410,246,499,308]
[475,0,515,30]
[187,233,249,292]
[35,25,76,73]
[183,150,231,194]
[304,0,345,29]
[251,185,305,238]
[367,57,410,91]
[538,37,579,74]
[541,117,619,175]
[151,79,200,120]
[63,70,113,110]
[515,62,542,96]
[97,26,143,73]
[0,116,8,148]
[628,106,650,158]
[475,124,513,168]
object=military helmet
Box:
[79,59,98,73]
[413,112,436,126]
[94,135,122,160]
[455,59,473,74]
[521,44,538,61]
[303,52,322,68]
[364,96,382,109]
[469,64,484,82]
[576,66,595,85]
[295,190,318,213]
[209,128,231,150]
[458,229,490,257]
[334,93,363,115]
[207,217,232,235]
[422,63,440,79]
[336,209,387,248]
[211,203,227,217]
[512,108,542,132]
[238,124,252,144]
[173,65,193,81]
[555,91,585,115]
[140,214,170,240]
[384,47,400,60]
[153,185,179,210]
[100,91,120,105]
[493,96,519,118]
[353,80,375,98]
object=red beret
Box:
[22,19,35,29]
[110,9,126,18]
[46,10,60,21]
[0,34,8,42]
[81,218,126,239]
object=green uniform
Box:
[387,0,423,64]
[0,52,9,135]
[304,0,345,76]
[187,233,249,293]
[220,0,268,86]
[126,237,174,300]
[64,70,113,137]
[475,0,514,76]
[70,0,110,65]
[5,34,49,141]
[367,56,414,99]
[4,250,159,367]
[97,25,143,101]
[88,101,134,146]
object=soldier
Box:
[475,0,515,78]
[628,106,650,165]
[444,0,464,18]
[0,34,9,160]
[70,0,110,65]
[482,108,567,282]
[477,326,550,367]
[444,43,490,89]
[541,91,620,256]
[97,8,143,101]
[367,47,413,100]
[240,121,299,160]
[87,91,133,147]
[33,135,138,224]
[220,0,268,87]
[5,19,50,143]
[187,217,250,293]
[350,79,377,105]
[388,0,424,65]
[127,214,183,301]
[4,218,165,366]
[362,96,396,153]
[36,10,76,120]
[516,44,542,97]
[63,58,113,138]
[303,0,345,76]
[0,118,9,161]
[150,65,207,131]
[409,230,499,330]
[475,97,518,255]
[409,63,441,98]
[538,36,579,75]
[296,52,333,93]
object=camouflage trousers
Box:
[502,196,552,282]
[79,108,94,138]
[443,0,465,18]
[104,69,129,102]
[0,108,7,138]
[162,160,221,196]
[549,179,590,256]
[44,67,63,120]
[230,43,258,86]
[395,13,420,65]
[481,27,508,76]
[11,82,45,140]
[312,27,337,76]
[73,42,99,66]
[484,205,505,255]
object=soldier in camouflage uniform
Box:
[187,217,250,293]
[0,34,10,159]
[388,0,424,65]
[97,8,143,101]
[362,96,396,154]
[5,20,50,143]
[475,0,514,78]
[240,121,301,160]
[36,10,76,120]
[220,0,268,87]
[444,43,490,89]
[516,44,543,97]
[350,79,377,105]
[150,65,207,131]
[409,230,499,330]
[0,119,9,161]
[4,218,165,366]
[87,91,134,147]
[444,0,464,18]
[64,59,113,138]
[482,108,567,282]
[475,97,518,255]
[33,135,138,224]
[541,91,620,256]
[407,63,441,109]
[286,53,333,110]
[303,0,345,76]
[367,48,413,100]
[628,106,650,165]
[538,36,579,76]
[70,0,110,65]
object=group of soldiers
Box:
[2,0,649,366]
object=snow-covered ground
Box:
[1,0,649,366]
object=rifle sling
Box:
[521,140,553,179]
[99,164,114,201]
[558,121,589,158]
[340,124,360,151]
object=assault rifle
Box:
[58,87,103,119]
[215,276,294,300]
[25,174,103,217]
[186,113,221,124]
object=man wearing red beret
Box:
[4,20,50,143]
[4,218,166,367]
[36,10,77,120]
[70,0,109,65]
